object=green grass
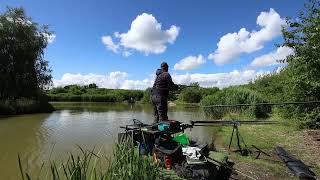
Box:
[18,143,161,180]
[209,113,320,178]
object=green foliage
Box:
[140,88,152,103]
[278,0,320,128]
[298,107,320,129]
[177,84,219,103]
[178,87,202,103]
[105,143,160,180]
[200,87,219,97]
[0,7,52,100]
[0,96,54,115]
[18,143,160,180]
[47,85,144,103]
[247,71,289,102]
[201,87,271,119]
[282,0,320,101]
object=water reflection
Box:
[0,103,214,179]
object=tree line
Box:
[0,7,53,114]
[47,84,144,103]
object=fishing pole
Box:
[184,101,320,108]
[190,120,279,126]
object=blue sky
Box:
[0,0,304,89]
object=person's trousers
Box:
[151,94,168,123]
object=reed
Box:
[201,87,271,119]
[18,143,160,180]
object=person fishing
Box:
[151,62,178,122]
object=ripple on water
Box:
[0,103,213,179]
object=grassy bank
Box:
[210,114,320,179]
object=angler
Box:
[151,62,178,122]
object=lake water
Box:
[0,102,216,179]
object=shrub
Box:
[201,87,271,119]
[201,87,219,97]
[140,88,152,104]
[0,98,54,115]
[178,87,202,103]
[47,86,144,103]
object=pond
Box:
[0,102,216,180]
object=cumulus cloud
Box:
[53,71,130,89]
[53,70,268,90]
[101,13,180,56]
[250,46,294,68]
[101,36,119,53]
[174,55,206,70]
[172,70,267,88]
[53,71,154,90]
[121,79,153,89]
[208,8,286,65]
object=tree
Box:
[178,87,202,103]
[0,7,52,100]
[282,0,320,101]
[281,0,320,128]
[88,83,98,89]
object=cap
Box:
[161,62,169,68]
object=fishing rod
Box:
[179,120,279,131]
[180,120,279,155]
[190,120,279,126]
[120,119,279,156]
[184,101,320,108]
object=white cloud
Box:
[101,35,119,53]
[53,70,268,90]
[208,8,286,65]
[172,70,267,88]
[53,71,129,89]
[122,51,132,57]
[174,55,206,70]
[250,46,294,68]
[121,79,153,90]
[109,71,128,79]
[102,13,180,56]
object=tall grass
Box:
[200,87,271,119]
[18,143,160,180]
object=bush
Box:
[201,87,271,119]
[201,87,220,97]
[300,108,320,129]
[178,87,202,103]
[47,86,144,103]
[140,88,152,104]
[0,98,54,115]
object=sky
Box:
[0,0,305,89]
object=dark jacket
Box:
[152,72,178,97]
